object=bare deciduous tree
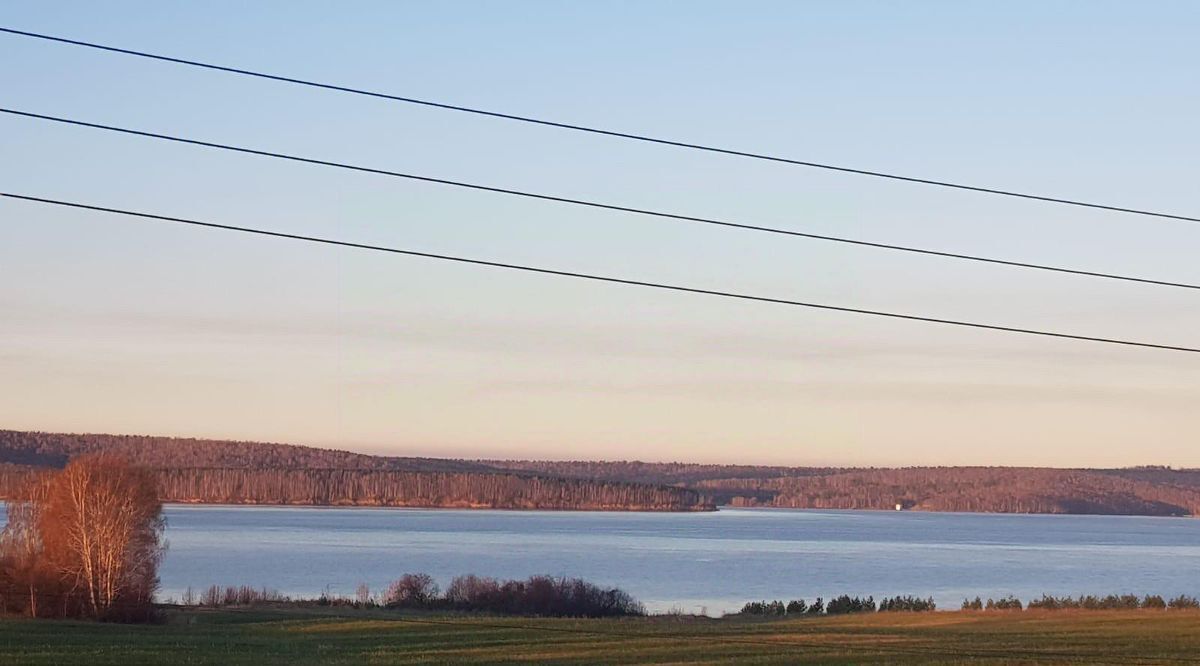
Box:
[385,573,440,607]
[0,454,165,620]
[0,472,52,616]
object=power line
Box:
[3,107,1196,294]
[4,192,1197,354]
[3,26,1197,225]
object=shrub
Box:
[1167,595,1200,610]
[355,583,372,605]
[739,600,785,616]
[200,585,287,607]
[878,596,935,612]
[826,595,875,615]
[445,574,501,606]
[1113,594,1141,610]
[1142,595,1167,610]
[962,597,983,611]
[740,601,766,615]
[985,596,1023,611]
[1027,595,1062,610]
[384,573,440,607]
[1029,594,1166,611]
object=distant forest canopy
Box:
[694,467,1200,516]
[0,430,493,473]
[0,431,710,512]
[485,460,1200,516]
[2,430,1198,516]
[479,459,842,485]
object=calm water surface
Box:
[139,506,1199,614]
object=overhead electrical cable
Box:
[2,108,1195,293]
[2,26,1197,224]
[3,192,1197,354]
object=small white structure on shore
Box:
[895,503,904,511]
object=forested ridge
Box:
[484,460,1200,516]
[480,459,841,485]
[693,467,1200,515]
[2,430,1197,515]
[150,468,705,510]
[0,430,492,472]
[0,431,710,512]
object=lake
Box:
[134,506,1200,615]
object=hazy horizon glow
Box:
[3,2,1199,466]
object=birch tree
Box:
[37,454,165,620]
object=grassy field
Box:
[1,607,1198,665]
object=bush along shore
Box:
[166,587,1200,621]
[166,574,645,618]
[737,595,935,617]
[736,593,1200,617]
[962,594,1200,611]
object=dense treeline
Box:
[149,468,708,510]
[0,465,709,511]
[0,430,490,473]
[481,459,839,485]
[698,467,1200,516]
[480,461,1200,516]
[738,595,935,617]
[1100,466,1200,490]
[1028,594,1200,610]
[740,593,1199,617]
[961,594,1200,611]
[0,431,711,511]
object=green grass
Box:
[1,607,1198,665]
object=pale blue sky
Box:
[2,1,1198,465]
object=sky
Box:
[2,1,1198,466]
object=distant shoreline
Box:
[156,500,716,513]
[151,502,1196,518]
[3,430,1197,517]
